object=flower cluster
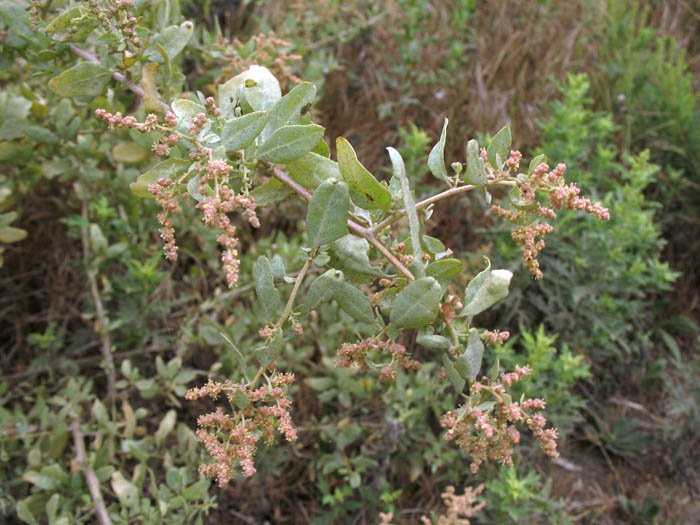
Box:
[218,32,302,90]
[95,109,159,132]
[185,373,297,486]
[419,484,486,525]
[148,178,180,260]
[440,365,558,473]
[480,329,510,345]
[336,338,421,381]
[197,183,259,287]
[490,158,609,279]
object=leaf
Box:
[287,152,341,189]
[330,234,384,279]
[219,332,248,378]
[333,281,374,324]
[22,470,59,490]
[461,261,513,317]
[48,62,111,97]
[240,65,282,112]
[141,63,162,112]
[46,494,59,524]
[454,329,484,381]
[426,258,463,290]
[250,177,293,207]
[528,153,547,174]
[182,479,210,501]
[111,471,139,510]
[253,256,281,322]
[465,139,488,185]
[45,6,97,42]
[428,118,449,182]
[263,82,316,141]
[0,226,27,243]
[16,500,38,525]
[172,99,206,132]
[303,269,344,312]
[130,158,190,198]
[258,329,283,368]
[416,332,451,350]
[256,124,325,164]
[389,277,442,329]
[487,126,511,169]
[144,21,194,62]
[443,353,465,393]
[155,410,177,447]
[388,147,425,278]
[221,111,268,152]
[233,388,250,410]
[306,179,350,248]
[336,137,391,211]
[112,142,149,163]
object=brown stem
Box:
[72,422,113,525]
[270,168,415,280]
[67,44,171,113]
[81,204,117,402]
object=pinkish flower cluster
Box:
[336,339,421,381]
[420,484,486,525]
[189,112,207,136]
[185,372,297,486]
[95,109,158,132]
[481,329,510,345]
[196,183,260,287]
[440,365,558,474]
[489,159,609,279]
[148,177,180,260]
[204,96,221,117]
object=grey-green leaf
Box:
[130,158,190,198]
[528,153,547,174]
[258,330,283,368]
[253,256,281,322]
[330,234,384,279]
[461,260,513,317]
[257,124,325,164]
[465,139,488,185]
[303,269,343,312]
[443,353,465,393]
[390,277,442,329]
[263,82,316,141]
[487,125,511,169]
[427,118,449,182]
[144,21,194,62]
[250,177,293,207]
[221,111,268,152]
[426,258,463,291]
[306,179,350,248]
[48,62,111,97]
[287,152,341,189]
[416,332,451,350]
[454,329,484,381]
[337,137,392,211]
[333,281,374,324]
[388,146,425,278]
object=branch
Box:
[67,44,171,113]
[72,422,113,525]
[81,204,117,401]
[276,253,315,328]
[270,168,415,280]
[371,180,516,235]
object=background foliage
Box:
[2,0,699,523]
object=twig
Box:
[81,204,117,402]
[72,421,113,525]
[270,168,415,280]
[276,253,315,329]
[67,44,171,113]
